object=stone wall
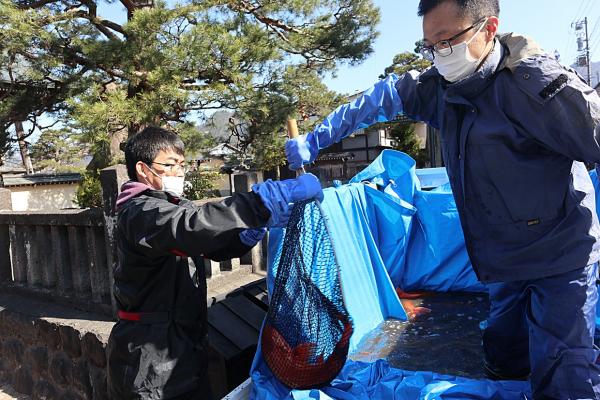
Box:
[0,292,113,399]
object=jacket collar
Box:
[442,33,544,100]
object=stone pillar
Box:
[204,259,221,279]
[0,223,11,282]
[234,172,267,273]
[99,165,128,316]
[0,188,12,211]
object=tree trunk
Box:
[14,121,34,174]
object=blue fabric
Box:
[586,168,600,333]
[349,150,483,292]
[252,174,323,227]
[285,74,403,170]
[483,263,600,398]
[252,359,531,400]
[239,228,267,247]
[251,150,512,399]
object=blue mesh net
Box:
[262,200,353,389]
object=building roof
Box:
[316,151,355,162]
[208,143,240,158]
[2,172,82,187]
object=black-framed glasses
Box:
[151,161,188,173]
[418,17,487,61]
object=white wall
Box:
[9,184,79,211]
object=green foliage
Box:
[29,128,88,172]
[380,50,432,78]
[75,170,103,208]
[174,122,216,157]
[1,0,381,167]
[183,169,220,200]
[388,122,428,167]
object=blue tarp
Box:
[251,150,530,399]
[588,169,600,332]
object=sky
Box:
[324,0,600,94]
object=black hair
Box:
[418,0,499,21]
[124,126,185,181]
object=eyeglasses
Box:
[151,161,188,173]
[418,17,487,61]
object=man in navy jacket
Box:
[285,0,600,398]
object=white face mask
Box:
[433,21,488,83]
[161,176,185,197]
[144,164,186,197]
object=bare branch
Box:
[119,0,136,15]
[229,0,302,43]
[69,10,124,40]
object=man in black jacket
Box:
[107,126,322,399]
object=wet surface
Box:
[351,292,489,379]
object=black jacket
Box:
[107,188,270,399]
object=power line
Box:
[573,0,585,21]
[581,0,596,19]
[589,16,600,40]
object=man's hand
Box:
[285,134,318,170]
[252,173,324,228]
[239,228,267,247]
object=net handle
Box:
[287,119,307,175]
[285,119,349,312]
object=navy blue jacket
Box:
[305,33,600,282]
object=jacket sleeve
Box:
[307,74,404,151]
[306,70,440,153]
[511,55,600,163]
[118,192,271,258]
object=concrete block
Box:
[35,319,61,350]
[33,379,57,400]
[82,332,106,368]
[13,366,33,396]
[4,337,24,365]
[204,258,221,279]
[0,188,12,210]
[73,360,92,399]
[89,364,108,400]
[49,352,73,386]
[28,346,48,374]
[59,325,82,358]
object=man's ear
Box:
[135,161,148,182]
[485,16,499,40]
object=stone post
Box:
[0,189,13,282]
[0,223,11,282]
[100,165,128,316]
[0,188,12,211]
[234,172,267,272]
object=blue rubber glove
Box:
[285,74,403,170]
[239,228,267,246]
[285,134,318,171]
[252,173,323,228]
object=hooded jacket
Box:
[107,182,270,399]
[302,33,600,282]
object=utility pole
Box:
[573,17,592,85]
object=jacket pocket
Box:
[477,143,564,225]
